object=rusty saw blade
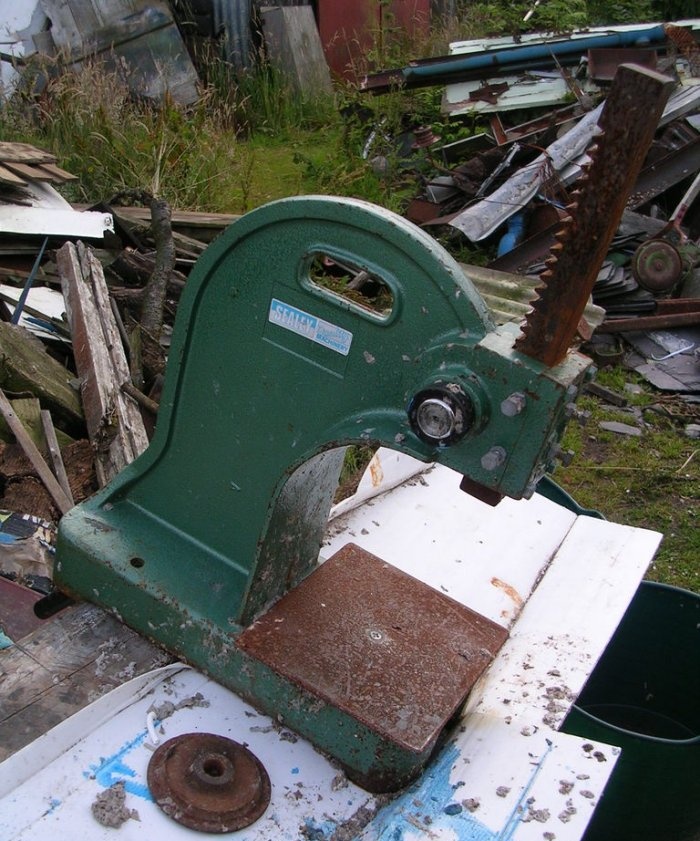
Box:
[514,64,676,368]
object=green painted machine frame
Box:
[55,197,592,789]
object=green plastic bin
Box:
[563,581,700,841]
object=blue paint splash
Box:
[366,738,556,841]
[368,744,498,841]
[84,728,154,801]
[302,817,339,839]
[41,798,62,817]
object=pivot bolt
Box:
[565,402,591,426]
[408,382,475,446]
[415,398,456,441]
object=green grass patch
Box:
[554,372,700,592]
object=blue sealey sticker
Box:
[269,299,353,356]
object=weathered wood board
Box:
[0,602,170,761]
[58,241,149,486]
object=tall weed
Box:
[0,51,337,210]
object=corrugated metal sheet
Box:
[212,0,251,67]
[213,0,310,68]
[38,0,200,104]
[318,0,430,79]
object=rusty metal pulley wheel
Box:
[631,239,683,293]
[147,732,271,833]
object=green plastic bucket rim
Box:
[570,580,700,747]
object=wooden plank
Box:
[0,205,112,238]
[57,242,149,486]
[0,164,27,186]
[0,389,73,514]
[326,461,579,627]
[0,161,77,187]
[261,5,332,96]
[0,322,84,432]
[91,0,138,22]
[326,458,660,727]
[463,517,660,728]
[109,205,240,243]
[3,162,54,182]
[0,578,43,642]
[33,162,78,183]
[40,0,97,51]
[0,601,171,760]
[3,398,46,453]
[108,206,240,228]
[0,142,55,164]
[40,410,75,506]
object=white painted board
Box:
[0,455,662,839]
[0,666,619,841]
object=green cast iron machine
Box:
[54,196,595,792]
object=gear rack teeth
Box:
[512,64,675,368]
[554,225,572,244]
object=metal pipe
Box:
[363,25,668,91]
[406,25,667,82]
[11,236,48,325]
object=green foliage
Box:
[455,0,656,35]
[0,61,244,210]
[587,0,655,23]
[652,0,697,18]
[0,54,340,212]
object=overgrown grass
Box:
[0,54,342,212]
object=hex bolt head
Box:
[565,402,591,426]
[481,446,507,471]
[500,392,527,417]
[551,445,575,467]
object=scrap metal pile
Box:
[359,21,700,391]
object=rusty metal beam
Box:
[513,64,676,368]
[600,298,700,332]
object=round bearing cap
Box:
[408,384,474,445]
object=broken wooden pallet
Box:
[0,142,77,188]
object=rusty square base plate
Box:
[237,543,508,754]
